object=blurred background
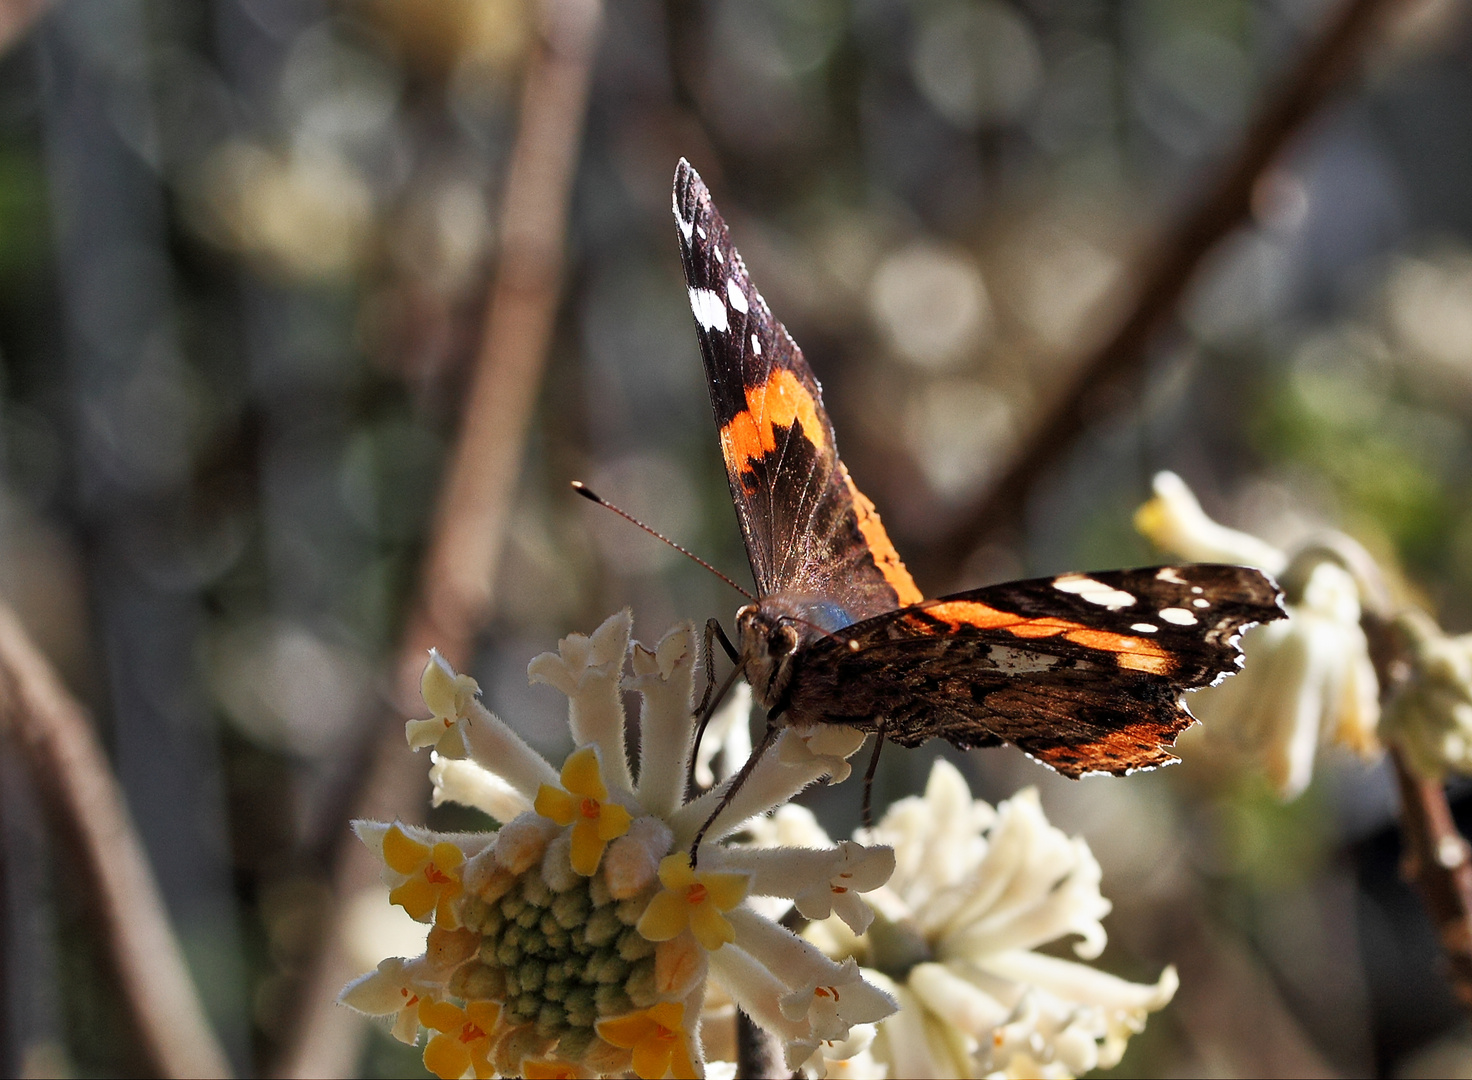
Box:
[2,0,1472,1075]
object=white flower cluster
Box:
[787,761,1177,1079]
[1136,471,1380,798]
[340,611,896,1079]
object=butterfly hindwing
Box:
[786,564,1285,776]
[673,160,921,616]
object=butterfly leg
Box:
[861,718,887,829]
[686,661,744,797]
[696,618,739,719]
[689,720,781,867]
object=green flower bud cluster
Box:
[454,867,660,1060]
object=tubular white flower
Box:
[808,760,1174,1080]
[668,725,864,849]
[799,1021,889,1080]
[341,613,895,1079]
[427,752,530,822]
[1135,471,1381,799]
[721,840,895,934]
[1133,471,1288,574]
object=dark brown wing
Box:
[786,564,1285,776]
[673,160,920,615]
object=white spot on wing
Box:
[697,225,706,239]
[1156,568,1187,584]
[673,192,695,242]
[987,646,1060,673]
[1131,623,1158,633]
[727,278,749,314]
[713,246,723,263]
[1053,573,1136,610]
[1191,586,1204,594]
[1159,607,1197,625]
[750,334,761,355]
[688,287,728,332]
[1192,598,1210,608]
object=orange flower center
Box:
[424,864,452,885]
[655,1024,675,1043]
[685,883,708,905]
[815,985,838,1001]
[461,1022,486,1044]
[831,885,849,894]
[580,797,601,819]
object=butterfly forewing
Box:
[673,160,920,616]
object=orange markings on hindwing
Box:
[920,600,1174,676]
[841,465,922,605]
[719,370,827,476]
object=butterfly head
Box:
[735,603,803,711]
[736,594,860,711]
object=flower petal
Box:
[424,1033,472,1080]
[689,904,737,951]
[383,824,430,875]
[535,784,579,826]
[560,745,610,802]
[700,871,749,911]
[569,817,607,876]
[597,801,633,842]
[637,889,690,942]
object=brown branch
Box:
[1359,598,1472,1015]
[270,1,603,1075]
[1389,747,1472,1012]
[0,603,233,1078]
[928,0,1408,579]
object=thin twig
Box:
[271,1,603,1075]
[1389,747,1472,1011]
[0,603,233,1079]
[1362,603,1472,1015]
[929,0,1408,579]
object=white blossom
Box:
[806,761,1175,1079]
[340,612,896,1079]
[1136,470,1380,798]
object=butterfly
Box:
[669,159,1283,850]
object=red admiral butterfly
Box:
[668,160,1282,845]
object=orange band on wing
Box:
[841,465,922,606]
[719,369,827,474]
[920,601,1174,675]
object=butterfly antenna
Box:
[572,481,754,600]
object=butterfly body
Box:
[672,159,1284,781]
